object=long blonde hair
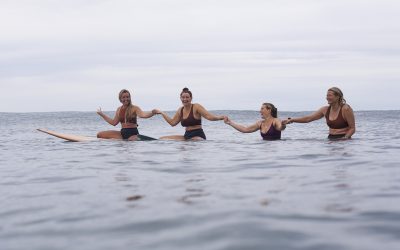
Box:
[328,87,346,106]
[118,89,135,122]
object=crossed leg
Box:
[97,130,122,139]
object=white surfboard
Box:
[37,128,97,142]
[37,128,157,142]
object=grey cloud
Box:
[0,0,399,111]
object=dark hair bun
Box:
[182,87,189,91]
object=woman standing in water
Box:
[224,103,285,140]
[282,87,356,139]
[153,87,226,140]
[96,89,156,140]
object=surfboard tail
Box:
[38,128,157,142]
[37,128,97,142]
[138,134,157,141]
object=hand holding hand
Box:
[152,109,162,115]
[282,118,292,125]
[224,116,231,125]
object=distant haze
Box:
[1,0,399,112]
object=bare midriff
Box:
[185,125,202,131]
[121,122,138,129]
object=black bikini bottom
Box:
[121,128,139,140]
[328,134,346,140]
[184,129,206,140]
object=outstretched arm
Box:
[224,117,260,133]
[283,107,325,125]
[196,104,225,121]
[135,106,156,119]
[97,107,120,126]
[154,108,181,127]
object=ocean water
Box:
[1,110,399,250]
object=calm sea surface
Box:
[1,110,399,250]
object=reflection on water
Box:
[0,111,400,250]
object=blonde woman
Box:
[96,89,156,140]
[282,87,356,139]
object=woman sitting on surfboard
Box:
[282,87,356,139]
[96,89,156,140]
[153,87,226,140]
[224,103,285,140]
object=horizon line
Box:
[0,109,399,114]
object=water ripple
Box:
[1,111,400,250]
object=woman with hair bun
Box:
[153,87,226,140]
[96,89,157,140]
[224,103,285,140]
[282,87,356,139]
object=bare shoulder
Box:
[176,106,184,116]
[321,105,329,111]
[128,105,138,113]
[193,103,204,109]
[193,103,205,112]
[319,105,329,115]
[272,118,281,127]
[342,104,353,111]
[252,120,262,129]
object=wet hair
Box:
[328,87,346,105]
[180,87,192,98]
[263,103,278,118]
[118,89,135,122]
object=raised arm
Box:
[195,104,225,121]
[97,107,120,126]
[154,108,182,127]
[135,106,155,119]
[283,107,326,125]
[342,105,356,139]
[224,117,260,133]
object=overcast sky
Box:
[1,0,399,112]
